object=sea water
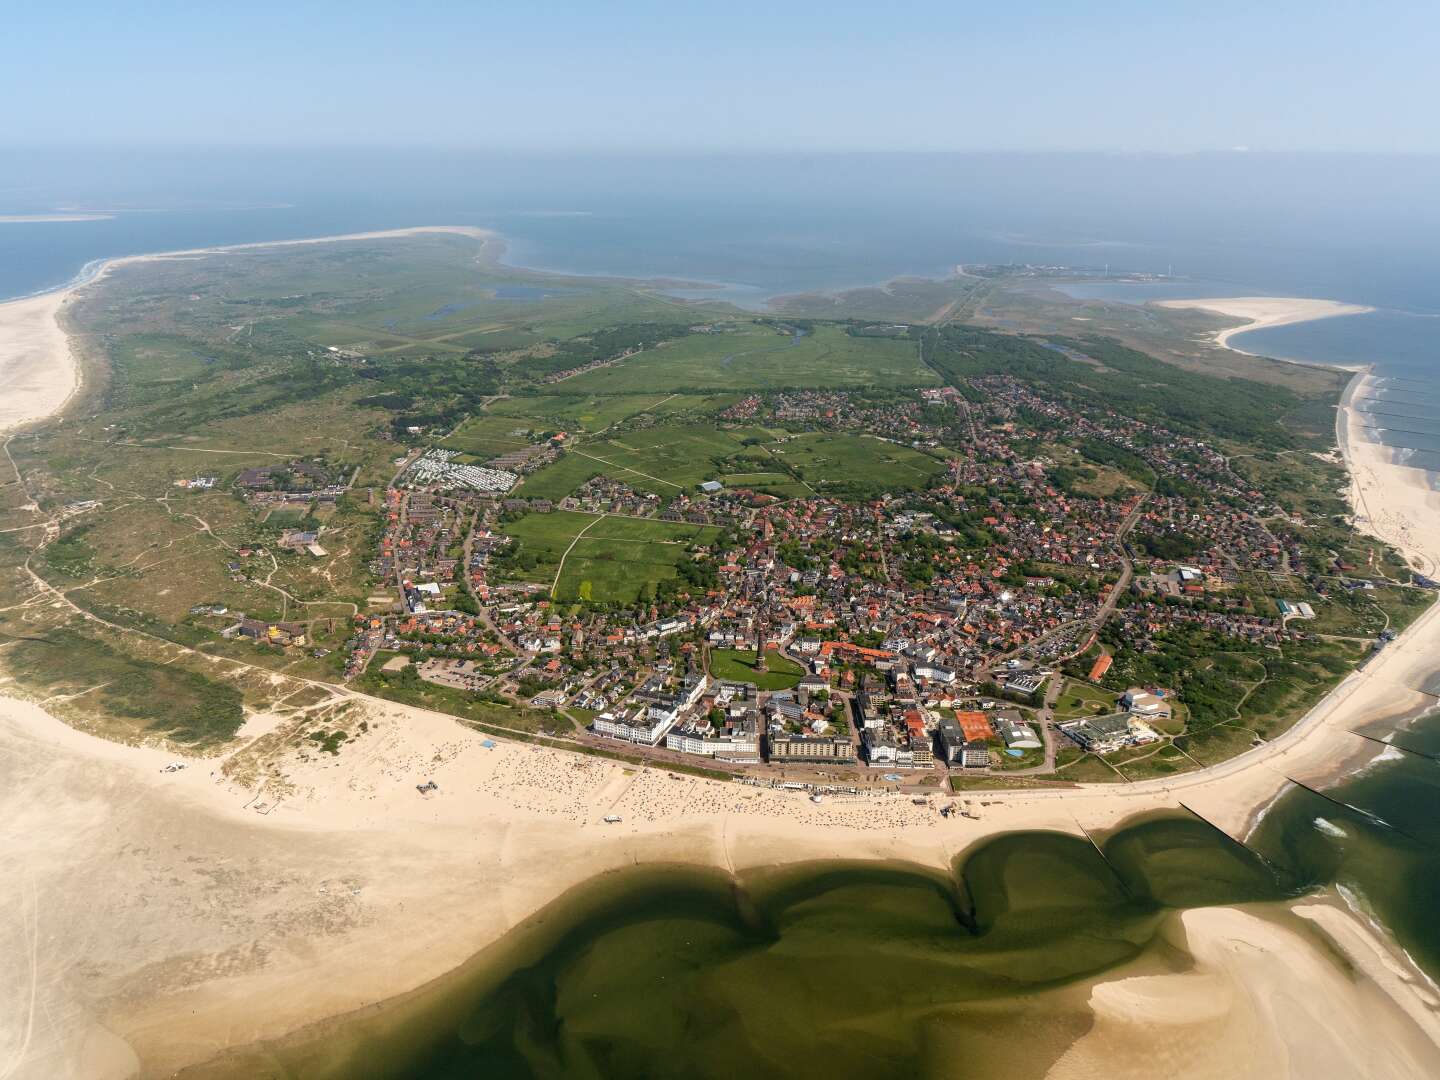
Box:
[188,729,1440,1080]
[5,151,1436,463]
[8,150,1440,1075]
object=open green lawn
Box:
[708,648,804,690]
[512,454,607,499]
[575,425,747,492]
[558,322,939,393]
[554,517,720,603]
[497,511,719,601]
[496,510,598,582]
[716,470,811,498]
[769,432,945,491]
[515,423,945,503]
[517,424,752,500]
[1052,678,1121,721]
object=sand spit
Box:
[0,224,499,438]
[2,236,1439,1076]
[1048,905,1440,1079]
[1156,295,1373,355]
[0,213,116,223]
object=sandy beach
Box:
[3,239,1440,1077]
[0,224,500,438]
[0,289,83,433]
[1156,295,1373,355]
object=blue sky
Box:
[4,1,1437,151]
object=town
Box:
[308,351,1403,788]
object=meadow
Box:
[512,421,948,502]
[496,511,720,602]
[438,414,538,457]
[769,432,946,492]
[489,391,740,434]
[556,322,939,393]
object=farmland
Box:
[489,392,740,434]
[439,415,539,457]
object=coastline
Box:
[3,238,1440,1076]
[0,225,502,436]
[0,289,84,433]
[1154,295,1374,359]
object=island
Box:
[2,229,1437,1078]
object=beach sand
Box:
[1155,295,1373,355]
[2,241,1439,1077]
[0,290,82,433]
[0,224,499,438]
[1049,905,1440,1079]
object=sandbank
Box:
[1049,904,1440,1079]
[1156,295,1373,356]
[0,213,115,223]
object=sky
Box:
[3,1,1438,153]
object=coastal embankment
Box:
[2,240,1439,1078]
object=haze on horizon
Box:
[4,0,1439,154]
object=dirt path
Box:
[570,450,682,489]
[550,513,606,597]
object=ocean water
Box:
[195,819,1296,1079]
[8,151,1440,1075]
[189,714,1440,1080]
[5,150,1436,474]
[1053,285,1440,474]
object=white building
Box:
[665,715,760,762]
[994,718,1042,750]
[1121,688,1171,718]
[914,662,956,684]
[593,708,672,746]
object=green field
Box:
[770,433,946,492]
[709,648,804,690]
[558,516,720,603]
[496,511,720,602]
[717,470,811,498]
[514,423,945,503]
[513,454,608,499]
[558,323,939,393]
[574,426,750,491]
[440,415,538,457]
[496,511,599,582]
[517,425,751,499]
[490,392,738,433]
[1052,678,1121,721]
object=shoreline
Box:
[3,236,1440,1076]
[1154,295,1374,360]
[0,225,504,435]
